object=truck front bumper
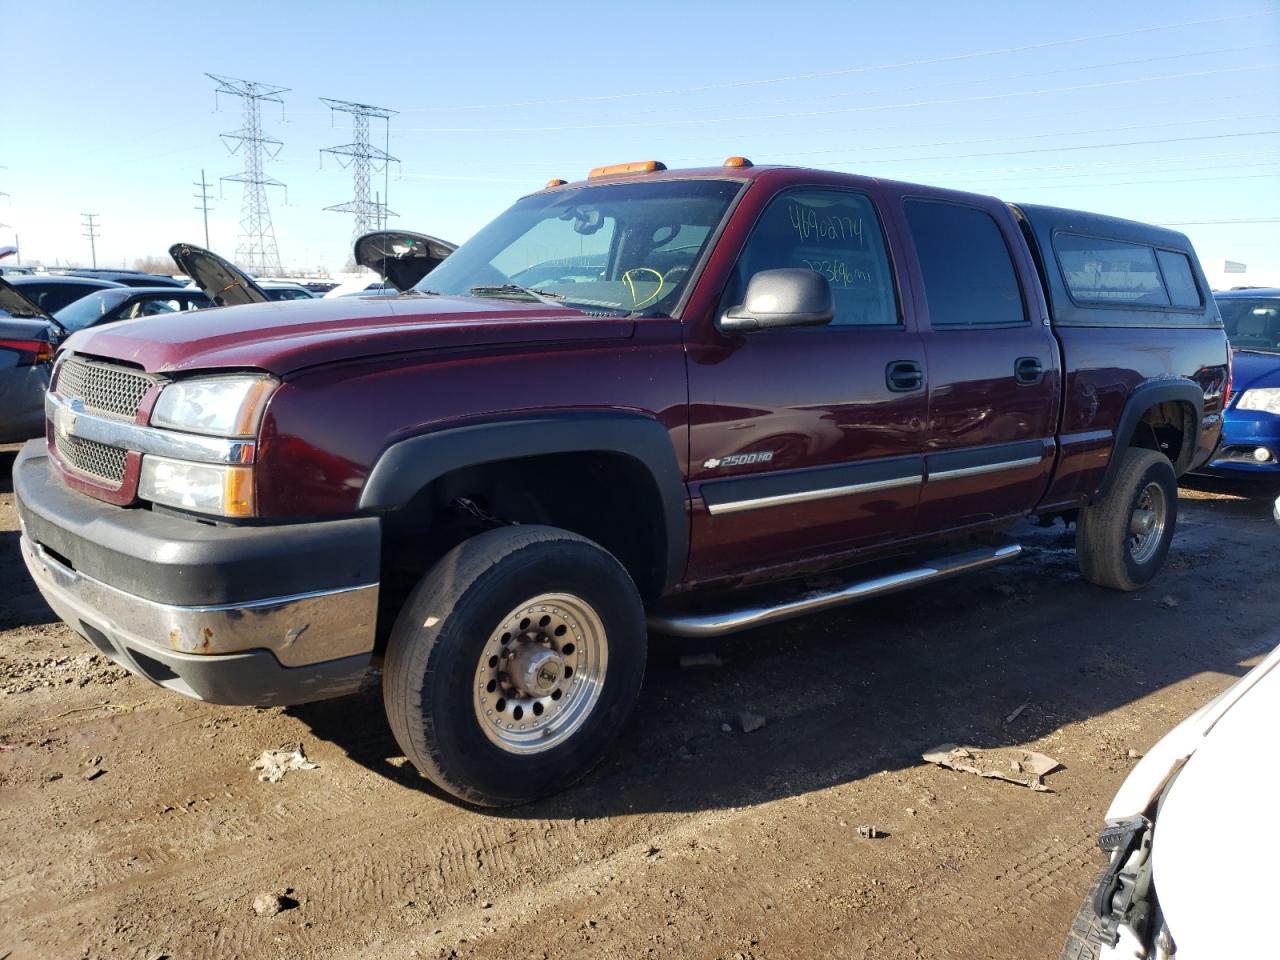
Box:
[14,440,380,706]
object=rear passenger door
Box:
[899,197,1060,532]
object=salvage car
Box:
[1198,287,1279,477]
[0,281,57,443]
[15,160,1228,806]
[2,274,125,314]
[54,287,210,331]
[66,269,188,289]
[1061,639,1280,959]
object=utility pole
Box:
[81,213,100,268]
[193,169,213,248]
[320,98,398,243]
[207,73,288,275]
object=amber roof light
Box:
[587,160,667,179]
[545,178,568,188]
[723,156,753,168]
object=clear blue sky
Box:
[1,0,1277,285]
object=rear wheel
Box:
[383,525,646,806]
[1076,447,1177,591]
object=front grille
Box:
[56,356,155,420]
[54,432,128,484]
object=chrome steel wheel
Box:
[472,593,608,754]
[1128,481,1168,565]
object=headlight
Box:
[151,374,276,437]
[1236,388,1280,415]
[139,455,254,518]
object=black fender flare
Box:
[358,412,689,590]
[1095,379,1204,500]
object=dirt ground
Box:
[2,444,1277,960]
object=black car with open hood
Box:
[354,230,456,292]
[168,242,271,307]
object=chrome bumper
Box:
[21,529,373,680]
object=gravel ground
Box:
[2,443,1277,960]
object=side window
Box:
[1054,234,1170,307]
[1156,249,1202,308]
[904,199,1026,328]
[728,189,899,327]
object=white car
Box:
[1063,639,1280,958]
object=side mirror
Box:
[720,268,834,333]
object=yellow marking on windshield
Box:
[622,268,665,309]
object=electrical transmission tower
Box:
[320,99,398,243]
[81,213,100,268]
[193,169,213,248]
[208,73,287,276]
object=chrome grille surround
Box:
[55,355,156,421]
[53,432,129,484]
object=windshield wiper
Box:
[468,284,565,306]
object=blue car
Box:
[1205,288,1280,477]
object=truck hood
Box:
[1230,349,1280,393]
[60,293,634,375]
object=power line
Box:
[193,169,213,248]
[400,110,1278,173]
[396,10,1273,112]
[81,213,99,269]
[397,64,1268,134]
[815,128,1279,168]
[1159,218,1280,226]
[320,99,398,243]
[529,43,1280,125]
[208,73,288,276]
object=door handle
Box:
[886,360,925,393]
[1015,357,1044,385]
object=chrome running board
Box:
[647,544,1022,638]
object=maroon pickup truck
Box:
[14,159,1229,806]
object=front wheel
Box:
[383,525,646,806]
[1076,447,1177,591]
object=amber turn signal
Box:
[587,160,667,179]
[723,156,753,168]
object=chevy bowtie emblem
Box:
[56,400,83,440]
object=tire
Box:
[383,524,646,807]
[1060,891,1108,960]
[1076,447,1177,591]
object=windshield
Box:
[1217,297,1280,354]
[415,178,742,315]
[53,289,132,332]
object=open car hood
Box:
[168,242,270,307]
[0,276,55,325]
[354,230,456,292]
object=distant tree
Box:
[132,255,175,275]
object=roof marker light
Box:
[545,178,568,188]
[587,160,667,179]
[723,156,753,168]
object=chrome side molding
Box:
[706,473,922,516]
[647,544,1022,638]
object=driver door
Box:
[685,185,927,581]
